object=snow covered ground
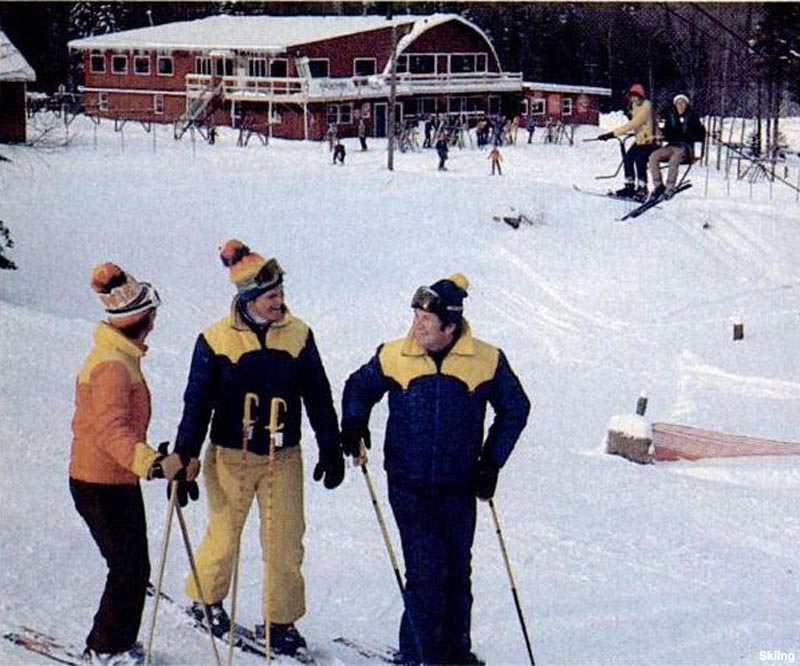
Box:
[1,114,799,666]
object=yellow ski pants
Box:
[185,444,306,624]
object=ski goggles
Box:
[238,258,285,295]
[106,282,161,320]
[410,285,462,317]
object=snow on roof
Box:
[0,29,35,82]
[524,81,612,96]
[68,14,424,53]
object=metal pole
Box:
[387,11,398,171]
[488,499,536,666]
[145,484,178,666]
[176,502,223,666]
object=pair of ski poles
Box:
[355,442,536,666]
[146,395,286,666]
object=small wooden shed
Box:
[0,29,36,143]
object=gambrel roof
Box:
[0,29,35,82]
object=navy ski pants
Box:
[70,479,150,654]
[388,476,476,664]
[623,143,654,185]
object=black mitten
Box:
[473,458,499,500]
[313,447,345,490]
[340,418,370,457]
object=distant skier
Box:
[648,93,706,200]
[71,262,193,665]
[597,83,654,201]
[488,146,503,175]
[340,273,530,666]
[332,140,346,165]
[358,118,368,151]
[436,137,449,171]
[526,114,537,143]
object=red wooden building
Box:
[0,29,36,144]
[68,14,607,140]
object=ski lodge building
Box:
[67,14,609,141]
[0,29,36,144]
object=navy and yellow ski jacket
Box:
[343,321,530,485]
[175,300,339,459]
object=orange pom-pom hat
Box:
[219,239,284,300]
[90,262,160,328]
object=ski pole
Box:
[356,442,424,662]
[229,392,259,666]
[263,397,287,664]
[145,479,178,666]
[488,498,536,666]
[175,500,223,666]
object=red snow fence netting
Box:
[652,423,800,461]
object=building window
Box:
[450,54,475,73]
[327,103,352,125]
[249,58,267,78]
[195,57,212,75]
[215,59,233,77]
[154,94,164,115]
[90,51,105,74]
[112,55,128,75]
[561,98,573,115]
[270,59,287,77]
[353,58,376,77]
[407,54,436,75]
[529,98,546,115]
[157,56,173,76]
[477,54,488,71]
[134,54,150,75]
[98,91,109,111]
[308,59,329,78]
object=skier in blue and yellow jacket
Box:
[342,273,530,666]
[174,239,343,659]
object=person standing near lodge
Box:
[436,136,449,171]
[597,83,654,201]
[488,145,503,175]
[647,93,706,200]
[173,239,343,659]
[340,273,530,666]
[71,262,192,666]
[358,118,368,151]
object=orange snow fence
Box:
[652,423,800,461]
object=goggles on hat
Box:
[106,282,161,319]
[254,258,285,290]
[411,285,462,316]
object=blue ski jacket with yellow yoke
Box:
[343,321,530,485]
[175,301,339,459]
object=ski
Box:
[618,181,693,221]
[333,636,402,664]
[572,184,649,204]
[2,626,85,665]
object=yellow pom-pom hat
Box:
[90,262,160,328]
[219,239,284,301]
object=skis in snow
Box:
[618,182,693,221]
[2,626,85,665]
[572,184,648,203]
[333,636,402,664]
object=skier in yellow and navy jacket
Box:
[341,273,530,666]
[173,239,343,658]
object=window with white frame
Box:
[195,57,212,75]
[157,55,173,76]
[407,54,436,74]
[134,53,150,75]
[215,59,233,77]
[154,94,164,115]
[450,54,478,73]
[90,51,105,74]
[249,58,267,78]
[98,91,109,111]
[561,98,573,115]
[327,103,352,125]
[529,98,546,115]
[308,59,330,78]
[112,54,128,75]
[270,59,287,77]
[353,58,376,77]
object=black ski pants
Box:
[388,476,476,665]
[624,143,654,185]
[70,478,151,654]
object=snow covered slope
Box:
[1,115,798,665]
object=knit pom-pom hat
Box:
[219,239,284,301]
[412,272,469,325]
[91,262,160,328]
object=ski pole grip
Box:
[269,397,287,434]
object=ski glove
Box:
[313,447,345,490]
[473,458,500,501]
[168,478,200,508]
[597,132,614,141]
[340,418,371,458]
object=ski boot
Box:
[633,185,649,202]
[662,186,677,200]
[648,184,665,202]
[255,622,308,657]
[190,600,231,638]
[82,643,144,665]
[613,183,635,198]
